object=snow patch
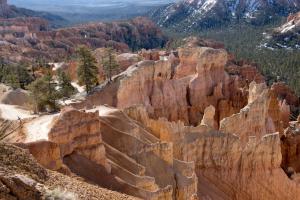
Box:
[281,24,296,33]
[49,62,65,71]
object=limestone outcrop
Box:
[220,82,280,144]
[73,43,264,127]
[125,87,300,200]
[12,106,197,199]
[4,39,300,200]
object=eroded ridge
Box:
[6,38,300,200]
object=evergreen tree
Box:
[102,47,119,82]
[0,57,5,82]
[57,69,76,99]
[15,63,33,89]
[28,72,59,113]
[0,62,33,89]
[0,63,20,89]
[5,72,19,89]
[77,46,99,94]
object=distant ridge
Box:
[0,0,67,27]
[150,0,300,31]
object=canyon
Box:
[1,37,300,200]
[0,16,166,63]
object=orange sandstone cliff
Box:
[3,38,300,200]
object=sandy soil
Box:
[0,104,36,120]
[71,82,85,93]
[88,106,119,116]
[24,114,58,142]
[0,143,139,200]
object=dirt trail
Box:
[24,114,58,142]
[0,104,36,120]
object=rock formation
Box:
[0,84,30,107]
[125,86,300,199]
[0,16,167,63]
[281,117,300,177]
[0,142,138,200]
[72,39,265,127]
[9,106,197,199]
[3,38,300,200]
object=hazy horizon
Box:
[8,0,177,11]
[7,0,177,24]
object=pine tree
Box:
[0,57,5,82]
[57,69,76,99]
[77,46,99,94]
[28,72,59,113]
[15,63,33,89]
[6,72,20,89]
[0,62,33,89]
[102,47,119,82]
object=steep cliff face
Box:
[73,39,264,127]
[5,38,300,199]
[125,84,300,200]
[219,82,285,144]
[0,143,139,200]
[14,106,197,200]
[126,88,300,199]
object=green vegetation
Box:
[164,21,300,95]
[102,48,119,82]
[57,69,77,99]
[0,60,33,89]
[77,46,99,94]
[28,72,60,113]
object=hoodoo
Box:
[2,37,300,199]
[1,0,300,199]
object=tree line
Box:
[0,46,119,113]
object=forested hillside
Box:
[165,21,300,95]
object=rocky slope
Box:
[72,37,267,126]
[150,0,300,31]
[0,16,167,63]
[264,11,300,49]
[3,37,300,199]
[0,0,66,27]
[0,142,139,200]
